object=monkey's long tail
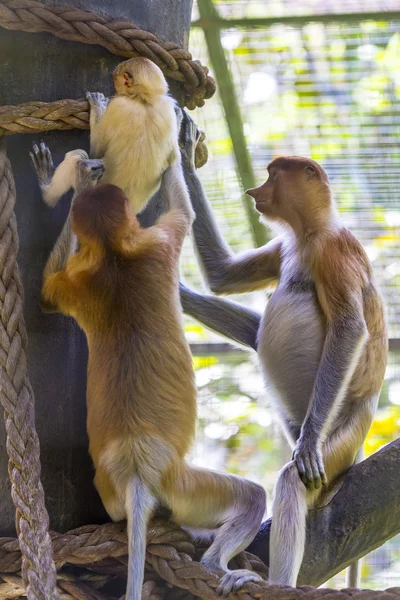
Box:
[125,476,156,600]
[269,462,308,587]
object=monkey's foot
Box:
[30,141,54,188]
[179,110,201,166]
[217,570,263,596]
[86,91,109,110]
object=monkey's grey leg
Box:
[86,92,109,125]
[165,463,266,596]
[180,283,261,350]
[86,92,109,157]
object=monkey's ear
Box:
[122,72,133,88]
[304,165,316,180]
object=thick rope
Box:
[0,0,216,109]
[0,140,58,600]
[0,521,400,600]
[0,99,209,169]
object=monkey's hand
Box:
[30,142,55,190]
[174,104,184,133]
[180,110,201,169]
[75,158,105,194]
[292,435,327,491]
[217,570,263,596]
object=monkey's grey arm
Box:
[180,283,261,350]
[248,438,400,586]
[159,163,195,232]
[181,156,280,295]
[294,313,368,488]
[43,217,78,278]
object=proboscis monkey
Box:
[86,56,180,214]
[179,115,387,588]
[31,57,180,279]
[39,114,266,600]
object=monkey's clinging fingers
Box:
[30,141,53,181]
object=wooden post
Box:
[0,0,193,535]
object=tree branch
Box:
[247,439,400,586]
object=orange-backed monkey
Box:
[40,115,266,600]
[179,116,387,587]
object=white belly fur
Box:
[258,287,325,426]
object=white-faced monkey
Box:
[180,116,388,588]
[39,114,266,600]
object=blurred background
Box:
[181,0,400,589]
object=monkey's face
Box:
[113,57,167,97]
[246,168,285,222]
[247,157,330,226]
[72,184,135,246]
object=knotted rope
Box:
[0,140,58,599]
[0,0,216,110]
[0,3,213,598]
[0,99,208,168]
[0,520,400,600]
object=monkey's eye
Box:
[269,170,277,180]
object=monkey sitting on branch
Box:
[179,115,388,588]
[38,114,266,600]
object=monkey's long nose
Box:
[246,187,263,201]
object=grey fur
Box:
[180,282,261,350]
[126,477,157,600]
[179,112,385,588]
[30,142,104,275]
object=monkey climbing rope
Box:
[0,2,399,600]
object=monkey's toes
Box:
[86,91,108,107]
[217,570,262,596]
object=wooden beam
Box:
[192,11,400,30]
[248,439,400,586]
[189,339,400,355]
[196,0,267,247]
